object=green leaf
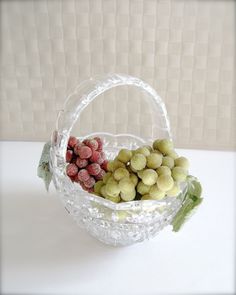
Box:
[37,142,52,191]
[171,176,203,232]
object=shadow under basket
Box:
[50,73,186,246]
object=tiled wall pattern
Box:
[0,0,235,150]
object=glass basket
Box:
[50,73,186,246]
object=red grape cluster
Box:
[66,136,108,193]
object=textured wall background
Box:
[0,0,235,150]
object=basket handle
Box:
[51,73,171,156]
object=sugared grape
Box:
[106,176,117,185]
[166,182,181,197]
[75,158,88,168]
[105,194,121,203]
[141,194,151,200]
[85,139,98,151]
[146,153,162,169]
[141,169,158,186]
[144,145,152,152]
[137,170,144,179]
[162,156,174,169]
[77,146,92,159]
[107,160,125,172]
[120,189,136,202]
[135,147,150,157]
[113,167,129,181]
[77,169,90,182]
[172,167,188,182]
[66,150,73,163]
[117,149,132,163]
[156,166,171,176]
[68,136,78,148]
[103,172,112,183]
[157,174,174,191]
[167,150,179,160]
[149,185,166,200]
[174,157,190,169]
[130,173,138,186]
[94,137,103,151]
[89,150,100,163]
[86,163,101,176]
[83,176,95,188]
[152,139,161,150]
[155,139,173,155]
[105,182,120,197]
[100,185,108,198]
[130,153,146,171]
[95,169,106,180]
[101,159,109,171]
[94,180,104,194]
[137,181,151,195]
[119,178,135,193]
[66,163,78,177]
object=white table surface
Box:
[1,141,235,295]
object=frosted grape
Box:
[167,150,179,160]
[106,176,117,185]
[155,139,173,155]
[100,185,108,198]
[107,160,114,172]
[130,153,147,171]
[113,167,129,181]
[86,163,101,176]
[105,194,121,203]
[137,181,151,195]
[130,173,138,186]
[103,172,112,183]
[162,156,174,169]
[137,170,144,179]
[174,157,190,170]
[66,150,73,163]
[94,137,103,151]
[68,136,78,148]
[156,166,171,176]
[172,167,188,182]
[141,194,151,200]
[101,160,109,171]
[75,158,88,168]
[129,164,138,173]
[117,149,132,163]
[113,159,126,171]
[144,145,152,152]
[119,178,135,193]
[83,176,95,188]
[166,182,181,197]
[105,182,120,197]
[77,169,90,182]
[157,174,174,191]
[94,180,104,194]
[66,163,78,177]
[78,146,92,159]
[152,139,161,150]
[149,185,166,200]
[120,189,136,202]
[89,150,101,163]
[85,139,98,151]
[146,153,162,169]
[135,147,150,157]
[141,169,158,186]
[95,169,106,180]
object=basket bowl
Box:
[50,74,185,246]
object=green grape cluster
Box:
[93,140,190,203]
